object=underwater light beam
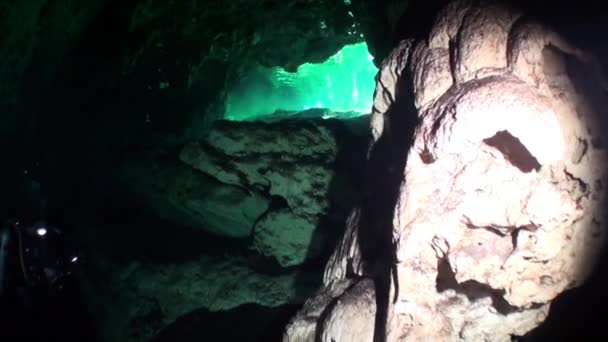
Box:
[225,42,378,121]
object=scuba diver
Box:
[0,151,101,340]
[0,163,81,297]
[0,218,83,339]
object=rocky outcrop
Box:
[87,114,367,341]
[119,148,269,238]
[83,253,318,342]
[179,117,368,266]
[285,1,608,341]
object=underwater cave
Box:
[1,0,608,341]
[225,42,378,121]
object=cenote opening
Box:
[225,42,378,121]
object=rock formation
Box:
[85,114,368,341]
[285,1,608,341]
[178,118,367,266]
[119,148,270,238]
[82,252,317,342]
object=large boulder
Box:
[119,148,269,238]
[180,117,368,266]
[83,114,367,341]
[1,0,370,214]
[285,1,608,341]
[83,252,319,342]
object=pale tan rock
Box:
[284,279,355,342]
[370,39,414,143]
[323,208,366,283]
[453,2,519,83]
[285,1,608,341]
[319,279,377,342]
[410,44,453,110]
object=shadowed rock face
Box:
[178,117,368,267]
[78,114,368,342]
[0,0,366,178]
[0,3,370,338]
[285,1,608,341]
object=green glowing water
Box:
[225,42,378,121]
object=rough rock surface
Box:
[83,252,318,342]
[118,148,269,238]
[180,117,367,266]
[81,114,367,342]
[285,1,608,341]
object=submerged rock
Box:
[180,117,367,266]
[286,1,608,341]
[152,303,300,342]
[119,148,269,238]
[84,253,319,342]
[84,114,367,342]
[180,119,340,220]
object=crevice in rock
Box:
[316,292,342,342]
[573,138,588,163]
[482,130,541,173]
[418,146,435,164]
[449,39,459,84]
[315,278,367,342]
[563,169,589,195]
[462,216,509,237]
[511,227,521,251]
[268,194,290,210]
[436,257,459,291]
[184,141,250,186]
[246,250,294,276]
[436,258,519,315]
[463,215,538,238]
[590,137,605,149]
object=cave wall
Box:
[3,0,608,340]
[285,1,608,341]
[3,0,608,207]
[0,0,374,340]
[0,0,375,221]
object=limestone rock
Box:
[252,209,324,267]
[180,120,338,218]
[284,279,355,341]
[180,118,366,266]
[85,254,318,342]
[318,279,377,342]
[286,1,608,341]
[119,148,269,238]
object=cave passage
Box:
[224,42,378,121]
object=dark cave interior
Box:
[1,0,608,341]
